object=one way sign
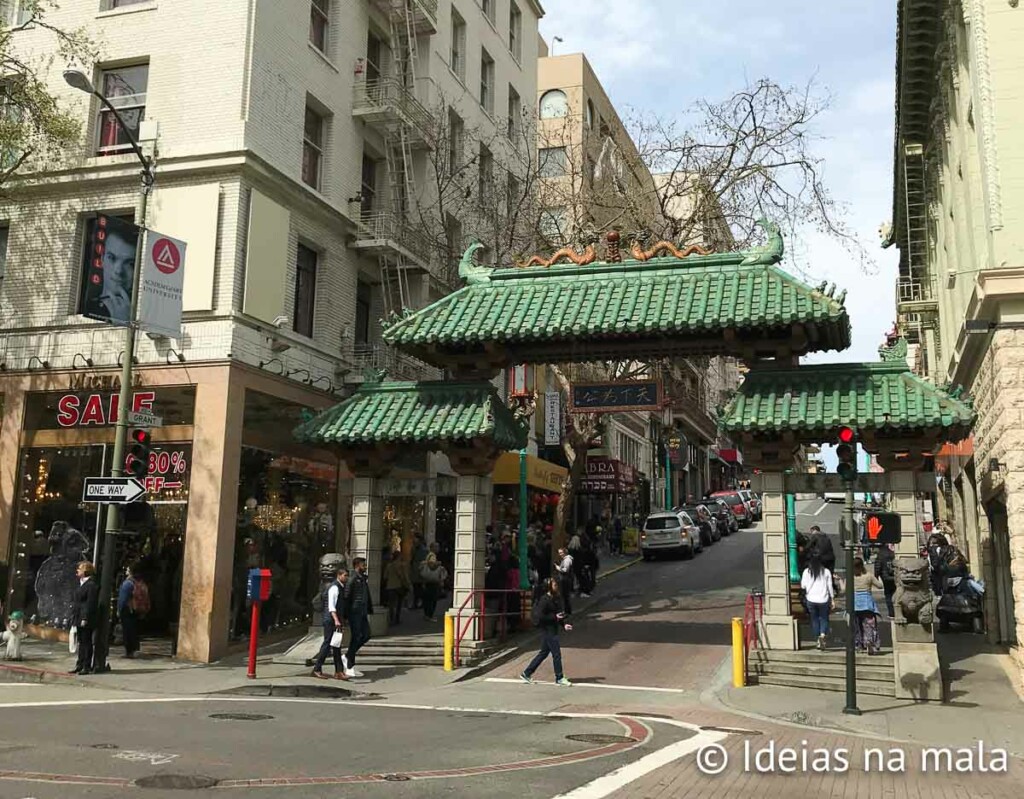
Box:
[83,477,147,504]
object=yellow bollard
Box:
[444,613,454,672]
[731,617,745,687]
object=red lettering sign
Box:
[53,390,159,427]
[56,395,80,427]
[79,394,104,426]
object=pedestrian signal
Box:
[864,511,901,545]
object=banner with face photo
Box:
[80,214,140,327]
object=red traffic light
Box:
[838,426,855,444]
[131,429,149,444]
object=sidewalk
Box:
[0,555,643,696]
[710,633,1024,754]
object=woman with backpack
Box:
[874,544,897,617]
[117,564,150,659]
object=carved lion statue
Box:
[895,556,935,626]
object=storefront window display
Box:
[230,448,339,639]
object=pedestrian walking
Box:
[409,534,428,610]
[609,516,623,557]
[800,552,834,651]
[382,552,411,625]
[312,566,349,680]
[419,552,447,621]
[554,547,574,615]
[577,539,598,597]
[343,557,373,678]
[520,578,573,686]
[874,544,897,617]
[117,565,149,659]
[852,557,883,654]
[69,561,99,674]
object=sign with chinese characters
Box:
[380,477,458,497]
[569,381,662,413]
[544,391,561,445]
[138,231,187,338]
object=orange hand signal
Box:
[867,516,883,541]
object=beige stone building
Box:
[0,0,541,661]
[888,0,1024,665]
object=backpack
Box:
[531,596,545,627]
[881,556,895,582]
[131,578,151,617]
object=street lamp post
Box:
[64,70,155,673]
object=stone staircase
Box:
[278,632,507,669]
[749,647,896,697]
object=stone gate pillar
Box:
[889,472,942,700]
[452,475,491,637]
[351,477,389,636]
[759,472,798,649]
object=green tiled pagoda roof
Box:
[293,380,528,451]
[383,229,851,366]
[720,362,975,440]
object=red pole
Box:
[247,601,260,679]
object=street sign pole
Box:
[93,173,151,675]
[843,486,861,716]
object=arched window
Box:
[539,89,569,119]
[585,99,595,129]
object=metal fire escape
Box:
[898,142,941,377]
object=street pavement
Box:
[0,503,1020,798]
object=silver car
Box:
[641,511,699,560]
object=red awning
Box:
[718,448,743,465]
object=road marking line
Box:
[549,729,728,799]
[485,677,685,694]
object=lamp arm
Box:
[95,92,153,184]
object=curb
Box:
[596,557,642,582]
[0,661,90,688]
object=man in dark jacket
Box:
[520,578,572,686]
[343,557,374,679]
[70,561,99,674]
[807,525,836,573]
[874,544,897,617]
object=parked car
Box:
[711,490,753,528]
[708,498,737,536]
[676,504,719,545]
[641,511,699,560]
[739,490,762,521]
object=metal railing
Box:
[453,588,529,667]
[355,210,432,266]
[352,76,434,142]
[350,342,441,382]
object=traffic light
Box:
[127,428,151,481]
[836,425,858,482]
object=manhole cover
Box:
[135,774,219,790]
[209,712,274,721]
[91,743,119,750]
[700,725,763,736]
[566,734,637,744]
[383,774,411,781]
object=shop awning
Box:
[718,448,743,465]
[492,452,568,492]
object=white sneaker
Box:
[346,669,363,678]
[341,654,349,672]
[555,677,572,687]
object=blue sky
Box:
[539,0,900,366]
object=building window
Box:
[478,143,493,201]
[110,0,149,8]
[482,0,495,24]
[0,224,8,281]
[309,0,329,53]
[96,64,148,156]
[355,280,371,346]
[509,2,522,61]
[506,172,520,214]
[360,153,377,215]
[539,146,567,178]
[585,99,595,129]
[480,48,495,116]
[446,213,463,262]
[540,207,567,243]
[293,243,318,337]
[507,85,521,141]
[450,6,466,81]
[448,108,464,173]
[302,105,324,190]
[366,31,384,83]
[539,89,569,120]
[5,0,37,24]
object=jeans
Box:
[121,610,140,656]
[386,589,406,624]
[524,631,564,680]
[807,601,831,638]
[312,619,342,673]
[345,614,371,669]
[422,583,440,619]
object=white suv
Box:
[641,511,698,560]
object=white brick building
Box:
[0,0,541,662]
